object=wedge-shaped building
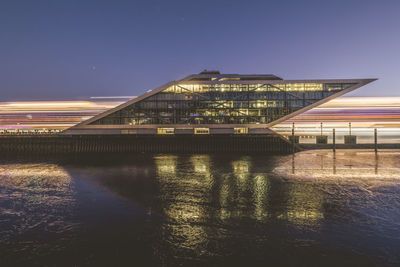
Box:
[64,71,376,136]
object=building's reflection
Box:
[153,153,329,248]
[252,174,270,221]
[9,150,394,264]
[218,158,253,221]
[277,150,400,181]
[61,151,395,251]
[191,155,211,176]
[155,155,177,175]
[9,152,399,263]
[154,155,211,250]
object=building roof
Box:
[182,70,283,81]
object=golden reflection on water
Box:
[153,153,329,251]
[232,159,250,182]
[0,164,72,189]
[277,183,324,225]
[275,150,400,182]
[271,150,400,226]
[218,159,253,221]
[272,150,400,225]
[155,155,177,175]
[150,151,400,250]
[253,174,269,221]
[154,155,210,249]
[0,163,76,236]
[191,155,211,176]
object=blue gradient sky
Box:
[1,0,399,100]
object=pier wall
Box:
[0,134,298,154]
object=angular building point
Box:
[63,70,376,136]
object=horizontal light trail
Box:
[0,96,399,142]
[89,96,137,99]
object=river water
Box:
[0,150,400,266]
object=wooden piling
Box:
[333,128,336,153]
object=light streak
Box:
[0,96,399,143]
[90,96,137,99]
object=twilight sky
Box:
[1,0,399,101]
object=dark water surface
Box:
[1,150,400,266]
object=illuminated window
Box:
[194,128,210,134]
[305,83,323,91]
[157,128,174,134]
[285,83,305,91]
[121,129,137,134]
[219,78,240,81]
[234,128,248,134]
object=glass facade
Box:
[90,82,356,125]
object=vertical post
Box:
[374,128,378,153]
[292,154,295,174]
[292,122,295,154]
[333,128,336,153]
[320,122,323,136]
[333,152,336,174]
[349,122,352,136]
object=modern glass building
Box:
[64,71,376,135]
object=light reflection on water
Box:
[0,164,77,236]
[275,150,400,181]
[0,150,399,266]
